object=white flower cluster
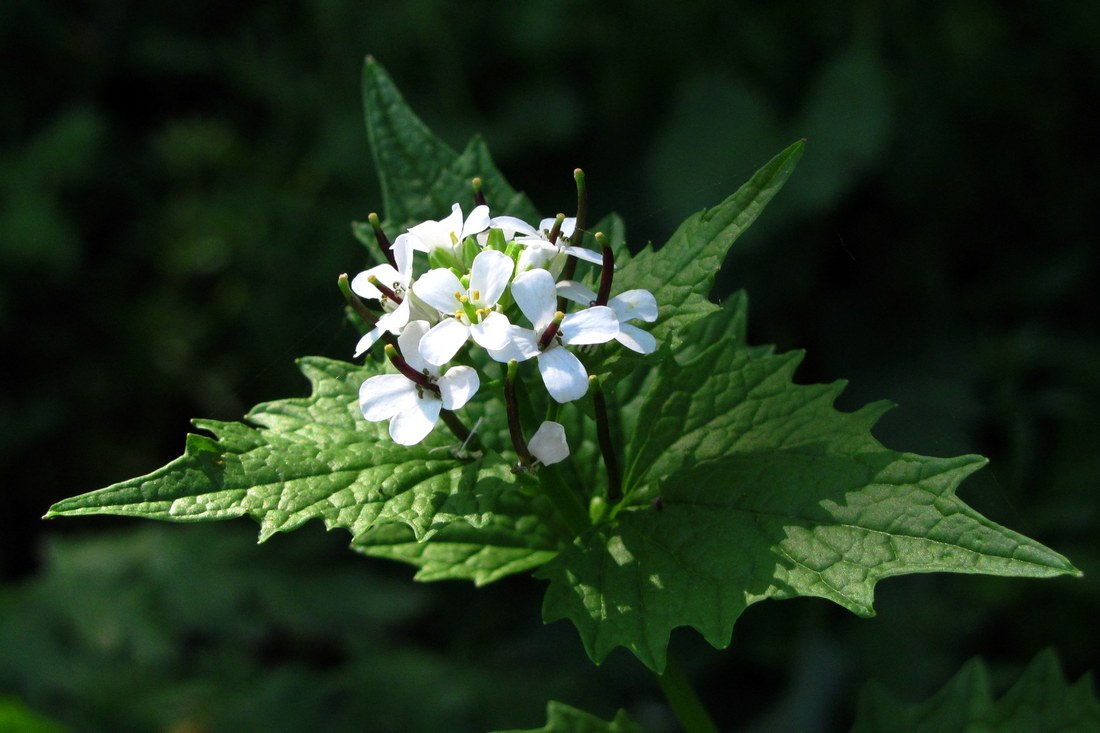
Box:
[350,202,657,460]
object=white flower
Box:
[557,280,658,354]
[350,233,416,357]
[358,321,479,445]
[408,203,491,258]
[490,268,618,403]
[412,249,516,366]
[528,421,569,465]
[515,216,603,274]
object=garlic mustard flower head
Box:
[408,203,490,258]
[515,216,603,274]
[557,280,658,354]
[350,232,417,356]
[490,268,618,403]
[358,321,479,445]
[412,248,515,366]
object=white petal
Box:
[392,233,415,283]
[559,217,577,239]
[490,216,537,239]
[616,323,657,354]
[510,269,557,330]
[611,289,658,323]
[438,365,479,410]
[469,310,512,351]
[396,319,432,373]
[408,203,462,251]
[419,318,470,366]
[359,374,418,421]
[353,326,384,357]
[556,280,598,306]
[350,263,401,300]
[461,204,491,239]
[561,306,619,345]
[486,326,540,363]
[389,396,441,445]
[528,421,570,465]
[516,241,555,273]
[468,249,514,306]
[537,346,589,403]
[413,268,465,314]
[378,299,411,335]
[561,245,604,264]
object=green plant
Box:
[46,58,1082,732]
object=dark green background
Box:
[2,2,1097,731]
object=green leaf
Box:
[850,650,1100,733]
[46,357,515,543]
[490,701,641,733]
[611,140,804,352]
[352,490,563,585]
[361,57,539,228]
[0,698,68,733]
[539,305,1079,672]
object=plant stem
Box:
[657,658,720,733]
[591,378,622,504]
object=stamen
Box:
[471,289,481,302]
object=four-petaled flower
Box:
[489,268,618,403]
[358,320,479,445]
[412,248,515,366]
[350,233,415,356]
[409,203,490,258]
[513,216,603,274]
[557,280,658,354]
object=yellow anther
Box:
[450,232,459,244]
[471,289,481,301]
[454,291,468,303]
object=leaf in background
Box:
[0,698,68,733]
[46,358,514,542]
[491,701,641,733]
[850,649,1100,732]
[539,304,1079,672]
[361,57,539,229]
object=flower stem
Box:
[657,658,720,733]
[439,409,473,446]
[590,377,622,504]
[504,360,535,466]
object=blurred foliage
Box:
[1,0,1097,730]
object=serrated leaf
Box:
[539,306,1079,672]
[352,490,564,585]
[46,357,515,542]
[850,650,1100,733]
[611,140,803,352]
[490,701,641,733]
[362,57,539,228]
